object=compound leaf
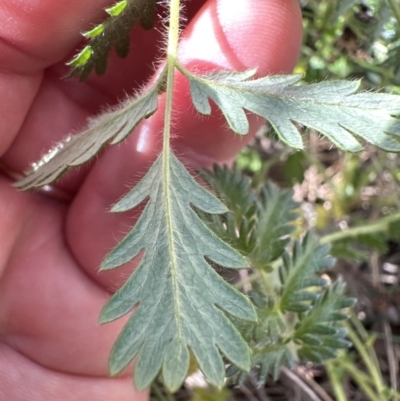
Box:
[184,68,400,152]
[279,233,335,313]
[15,67,166,191]
[251,184,299,266]
[201,165,257,222]
[229,232,353,386]
[68,0,157,80]
[201,169,300,268]
[295,280,355,363]
[200,165,258,254]
[99,149,256,391]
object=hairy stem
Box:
[320,213,400,244]
[162,0,182,335]
[162,0,180,151]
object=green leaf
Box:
[236,306,287,348]
[252,345,295,382]
[251,184,299,266]
[279,234,335,313]
[15,68,166,191]
[295,280,355,363]
[227,344,294,385]
[298,346,337,363]
[201,168,300,268]
[228,228,354,385]
[99,150,256,391]
[182,67,400,152]
[200,165,258,254]
[201,165,257,221]
[283,152,306,185]
[68,0,157,80]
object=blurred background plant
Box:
[151,1,400,400]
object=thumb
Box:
[135,0,304,166]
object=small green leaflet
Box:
[99,149,256,391]
[15,68,166,191]
[250,184,299,266]
[279,234,335,313]
[182,66,400,152]
[295,279,355,364]
[201,168,299,269]
[68,0,157,80]
[227,232,354,386]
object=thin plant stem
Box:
[340,361,382,401]
[387,0,400,27]
[161,0,182,339]
[165,387,177,401]
[151,383,170,401]
[320,213,400,244]
[325,360,348,401]
[344,322,385,395]
[383,321,399,400]
[162,0,180,151]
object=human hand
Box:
[0,0,302,399]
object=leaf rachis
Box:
[98,0,256,391]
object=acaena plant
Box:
[14,0,400,393]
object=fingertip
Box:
[170,0,303,165]
[179,0,303,74]
[217,0,303,74]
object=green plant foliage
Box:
[227,343,294,386]
[251,185,299,267]
[283,152,307,185]
[200,165,258,254]
[279,235,335,313]
[18,68,400,190]
[201,167,299,268]
[295,280,355,363]
[202,165,257,221]
[301,0,400,87]
[332,0,359,21]
[15,67,167,190]
[200,174,355,386]
[191,387,232,401]
[99,150,256,391]
[180,65,400,152]
[325,213,400,261]
[228,234,355,386]
[68,0,157,80]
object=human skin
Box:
[0,0,302,399]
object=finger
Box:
[0,177,136,376]
[0,22,162,192]
[0,0,120,157]
[173,0,303,162]
[66,0,303,288]
[0,1,205,192]
[0,0,116,72]
[0,345,147,401]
